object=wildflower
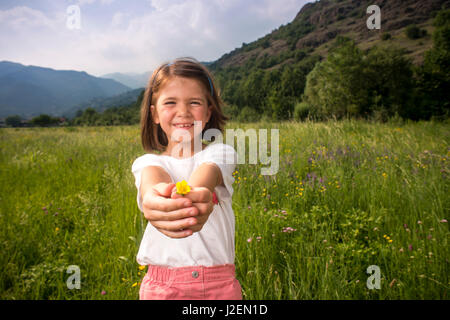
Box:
[256,236,262,242]
[132,282,138,287]
[427,235,432,240]
[176,180,191,195]
[399,248,404,253]
[101,290,106,295]
[248,206,251,210]
[408,244,413,251]
[440,219,448,223]
[388,239,393,243]
[55,227,59,232]
[417,220,422,225]
[247,238,252,243]
[138,265,146,271]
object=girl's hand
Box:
[142,182,200,239]
[171,186,215,233]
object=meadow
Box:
[0,118,448,299]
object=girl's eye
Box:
[164,101,176,106]
[191,101,202,105]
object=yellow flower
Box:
[138,265,146,271]
[132,282,138,287]
[176,180,191,195]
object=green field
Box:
[0,119,448,299]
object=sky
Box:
[0,0,311,76]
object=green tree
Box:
[5,115,22,127]
[365,46,414,121]
[302,40,414,121]
[303,40,368,120]
[31,114,59,127]
[414,9,450,120]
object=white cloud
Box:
[0,6,58,29]
[0,1,311,75]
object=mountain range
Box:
[101,72,151,89]
[0,61,131,118]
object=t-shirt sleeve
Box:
[131,154,168,212]
[196,143,237,199]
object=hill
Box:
[63,87,144,119]
[0,61,131,118]
[208,0,449,121]
[210,0,448,70]
[101,72,151,89]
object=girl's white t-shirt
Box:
[131,143,237,267]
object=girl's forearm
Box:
[188,163,223,192]
[140,166,172,202]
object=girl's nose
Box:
[176,102,191,116]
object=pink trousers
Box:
[139,264,243,300]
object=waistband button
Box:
[192,271,199,278]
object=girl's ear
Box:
[151,105,160,124]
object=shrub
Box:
[237,106,261,123]
[405,25,426,39]
[381,32,391,41]
[294,101,313,121]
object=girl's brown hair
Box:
[140,57,228,153]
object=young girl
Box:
[131,58,242,300]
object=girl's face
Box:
[151,76,212,147]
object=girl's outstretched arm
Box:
[171,163,223,233]
[140,166,199,238]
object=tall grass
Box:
[0,119,448,299]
